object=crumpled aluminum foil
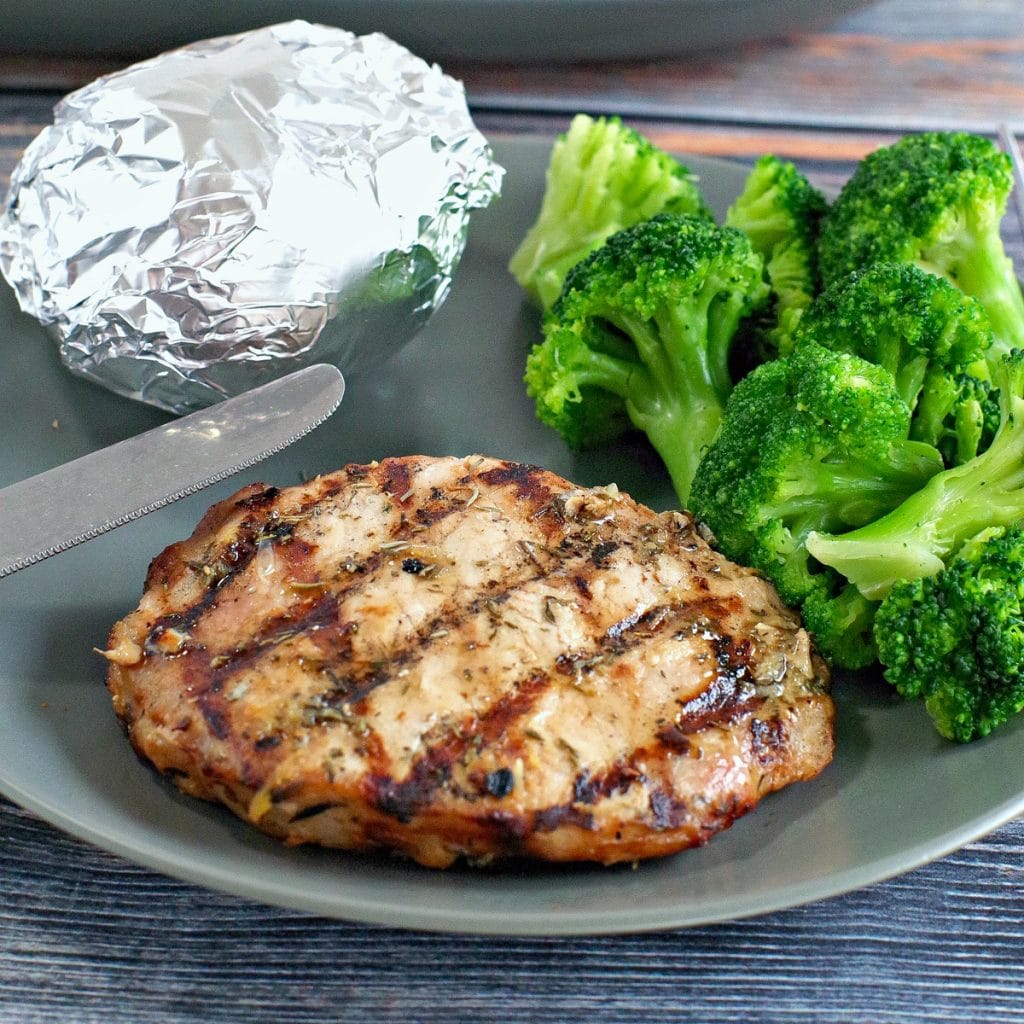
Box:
[0,21,503,412]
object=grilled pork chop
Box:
[105,455,833,867]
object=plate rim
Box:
[3,138,1024,935]
[5,761,1024,935]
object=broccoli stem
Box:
[596,290,738,507]
[566,345,638,398]
[806,395,1024,599]
[768,441,944,531]
[931,224,1024,354]
[891,354,931,413]
[631,393,723,507]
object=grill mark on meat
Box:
[152,506,578,719]
[144,494,330,643]
[365,672,550,823]
[476,462,553,505]
[363,593,759,832]
[672,631,761,734]
[201,704,231,742]
[574,757,647,805]
[176,645,231,743]
[544,622,764,833]
[174,534,763,816]
[751,716,788,766]
[287,528,629,711]
[552,595,740,687]
[141,468,465,680]
[471,810,531,853]
[649,788,688,831]
[183,595,345,762]
[590,541,619,567]
[657,723,695,753]
[525,752,654,836]
[203,593,347,681]
[353,592,758,818]
[378,459,412,499]
[363,588,724,736]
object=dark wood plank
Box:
[3,1,1023,133]
[460,0,1024,133]
[2,795,1024,1023]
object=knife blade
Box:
[0,364,344,579]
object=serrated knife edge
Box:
[0,364,345,579]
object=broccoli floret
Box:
[689,342,943,667]
[875,526,1024,741]
[919,371,1001,467]
[806,350,1024,601]
[509,115,711,310]
[818,131,1024,355]
[791,262,996,464]
[525,213,768,504]
[801,581,879,671]
[725,154,827,354]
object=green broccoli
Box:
[724,154,828,353]
[509,114,711,310]
[688,342,944,667]
[806,350,1024,601]
[791,262,996,463]
[875,526,1024,742]
[525,213,768,505]
[818,131,1024,356]
[918,371,1001,468]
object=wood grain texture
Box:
[458,0,1024,133]
[2,794,1024,1024]
[2,1,1024,134]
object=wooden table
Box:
[3,2,1024,1020]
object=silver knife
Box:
[0,364,345,579]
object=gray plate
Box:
[2,138,1023,936]
[4,0,867,63]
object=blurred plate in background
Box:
[3,0,869,64]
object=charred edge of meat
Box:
[289,802,342,823]
[477,462,553,505]
[378,460,413,499]
[532,805,596,834]
[233,486,281,511]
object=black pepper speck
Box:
[485,767,515,798]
